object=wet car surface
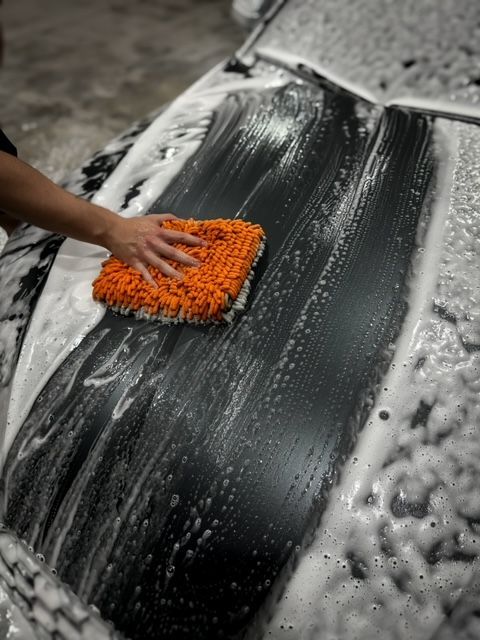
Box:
[1,1,480,639]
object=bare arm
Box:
[0,151,205,285]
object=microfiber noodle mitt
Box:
[92,218,266,324]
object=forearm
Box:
[0,151,117,246]
[0,150,204,285]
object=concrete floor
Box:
[0,0,244,181]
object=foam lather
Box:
[92,218,266,323]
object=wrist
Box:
[90,205,121,250]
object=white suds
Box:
[261,120,480,639]
[255,48,379,105]
[5,74,285,458]
[0,228,7,255]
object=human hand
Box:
[103,213,206,287]
[0,154,206,278]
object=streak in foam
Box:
[261,119,480,640]
[4,74,286,458]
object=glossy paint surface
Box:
[2,2,480,639]
[3,70,436,638]
[0,117,150,462]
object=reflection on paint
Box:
[0,116,150,461]
[261,119,480,640]
[4,74,287,457]
[1,11,480,638]
[4,69,436,639]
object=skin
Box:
[0,151,206,286]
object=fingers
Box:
[160,228,207,248]
[123,215,206,285]
[146,235,200,268]
[132,254,182,285]
[142,250,183,279]
[149,214,207,248]
[132,260,158,288]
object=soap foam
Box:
[252,0,480,108]
[260,119,480,639]
[4,73,287,460]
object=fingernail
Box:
[191,260,201,267]
[201,240,208,247]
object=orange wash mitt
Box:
[92,218,266,324]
